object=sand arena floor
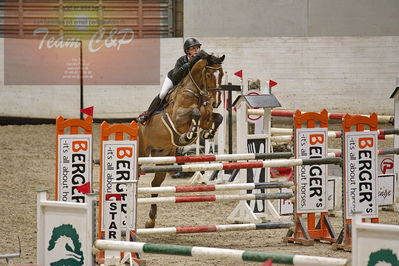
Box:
[1,122,398,265]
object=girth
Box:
[161,111,197,147]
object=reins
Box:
[187,64,222,98]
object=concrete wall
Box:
[1,36,398,118]
[184,0,399,37]
[202,36,399,115]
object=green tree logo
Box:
[47,224,84,266]
[367,249,399,266]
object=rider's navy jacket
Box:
[167,55,190,86]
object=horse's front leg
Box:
[179,108,201,145]
[200,112,223,139]
[145,172,166,228]
[145,148,176,228]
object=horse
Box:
[138,52,225,228]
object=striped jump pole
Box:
[136,222,293,235]
[248,109,393,123]
[138,151,292,165]
[141,157,342,173]
[271,127,399,136]
[137,192,293,204]
[329,147,399,158]
[271,128,343,137]
[271,133,393,143]
[93,240,348,265]
[138,181,294,194]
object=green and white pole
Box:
[94,240,348,265]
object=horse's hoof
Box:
[145,219,155,228]
[203,133,214,139]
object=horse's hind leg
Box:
[201,112,223,139]
[145,148,176,228]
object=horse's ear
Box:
[219,55,225,63]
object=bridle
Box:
[187,64,223,106]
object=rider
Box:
[138,38,203,123]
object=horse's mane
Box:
[196,50,224,66]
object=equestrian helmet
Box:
[184,38,201,53]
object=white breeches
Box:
[159,77,174,100]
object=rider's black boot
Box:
[138,95,162,124]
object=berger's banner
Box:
[57,134,92,203]
[295,128,328,213]
[345,131,378,219]
[101,140,137,231]
[4,1,160,85]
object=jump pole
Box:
[137,192,293,205]
[139,151,293,165]
[93,240,348,266]
[248,109,393,123]
[270,127,399,137]
[138,181,294,194]
[140,157,342,173]
[270,132,394,144]
[136,222,294,235]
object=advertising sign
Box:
[295,128,328,213]
[345,131,378,219]
[101,140,137,231]
[57,134,92,203]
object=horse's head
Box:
[191,51,225,107]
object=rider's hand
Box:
[188,55,202,67]
[182,62,191,69]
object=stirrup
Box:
[137,112,149,124]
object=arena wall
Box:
[184,0,399,37]
[0,36,398,119]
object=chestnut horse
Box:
[139,52,225,228]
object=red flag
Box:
[261,259,273,266]
[269,80,278,88]
[234,70,243,79]
[105,193,122,201]
[76,182,91,194]
[80,106,94,116]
